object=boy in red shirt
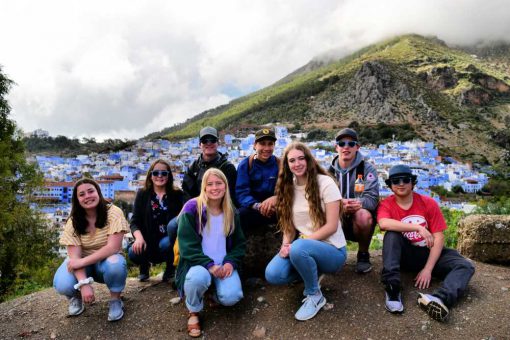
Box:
[377,165,475,321]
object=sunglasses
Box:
[389,177,412,185]
[200,138,218,144]
[151,170,169,177]
[336,140,358,148]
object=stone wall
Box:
[457,214,510,264]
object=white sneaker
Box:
[295,292,327,321]
[108,299,124,322]
[384,284,404,314]
[68,297,84,316]
[417,293,449,322]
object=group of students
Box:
[53,126,475,337]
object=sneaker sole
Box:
[69,306,85,317]
[295,297,327,321]
[355,265,373,274]
[108,309,124,322]
[417,294,449,321]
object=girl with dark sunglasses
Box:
[127,159,184,282]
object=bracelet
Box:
[74,277,94,290]
[252,203,261,211]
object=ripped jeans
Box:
[53,254,128,297]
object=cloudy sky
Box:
[1,0,509,141]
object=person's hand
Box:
[209,265,223,278]
[417,227,434,248]
[132,237,146,255]
[342,199,361,214]
[279,244,290,258]
[222,263,234,278]
[260,196,277,217]
[414,268,432,289]
[67,258,84,272]
[80,284,95,304]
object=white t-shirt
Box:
[292,174,346,248]
[201,213,227,265]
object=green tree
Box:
[0,67,58,301]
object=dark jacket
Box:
[328,151,379,213]
[175,198,245,295]
[182,151,238,205]
[235,155,279,208]
[129,188,184,257]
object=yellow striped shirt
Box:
[60,205,129,257]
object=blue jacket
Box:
[235,155,279,208]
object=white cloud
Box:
[1,0,509,140]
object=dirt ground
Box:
[1,251,509,340]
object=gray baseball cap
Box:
[199,126,218,139]
[335,128,358,141]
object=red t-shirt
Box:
[377,192,447,247]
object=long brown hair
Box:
[275,142,332,235]
[196,168,236,236]
[69,178,109,235]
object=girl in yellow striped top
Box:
[53,178,129,322]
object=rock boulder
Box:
[457,214,510,264]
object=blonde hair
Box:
[196,168,236,236]
[275,142,334,235]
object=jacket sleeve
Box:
[129,190,145,235]
[223,213,246,269]
[222,162,238,207]
[361,162,379,212]
[235,158,257,208]
[182,163,196,203]
[177,211,214,268]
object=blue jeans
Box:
[127,216,178,265]
[184,265,243,313]
[53,254,128,297]
[265,239,347,296]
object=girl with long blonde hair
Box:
[265,142,347,321]
[175,168,246,337]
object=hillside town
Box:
[31,126,486,252]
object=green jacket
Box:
[175,198,246,295]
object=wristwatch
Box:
[74,277,94,290]
[252,203,261,211]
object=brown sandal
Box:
[187,312,201,338]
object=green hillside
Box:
[160,34,510,169]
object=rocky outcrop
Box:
[457,214,510,264]
[419,66,458,90]
[243,227,281,277]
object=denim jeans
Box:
[382,231,475,308]
[53,254,128,297]
[265,239,347,296]
[127,216,178,265]
[184,265,243,313]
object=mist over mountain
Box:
[151,34,510,169]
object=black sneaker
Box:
[384,283,404,314]
[138,263,150,282]
[355,252,373,273]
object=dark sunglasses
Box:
[151,170,169,177]
[390,177,412,185]
[200,137,218,144]
[336,140,358,148]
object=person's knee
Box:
[265,264,280,284]
[53,276,75,297]
[353,209,373,230]
[217,289,243,306]
[105,255,127,277]
[185,266,211,289]
[288,239,307,258]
